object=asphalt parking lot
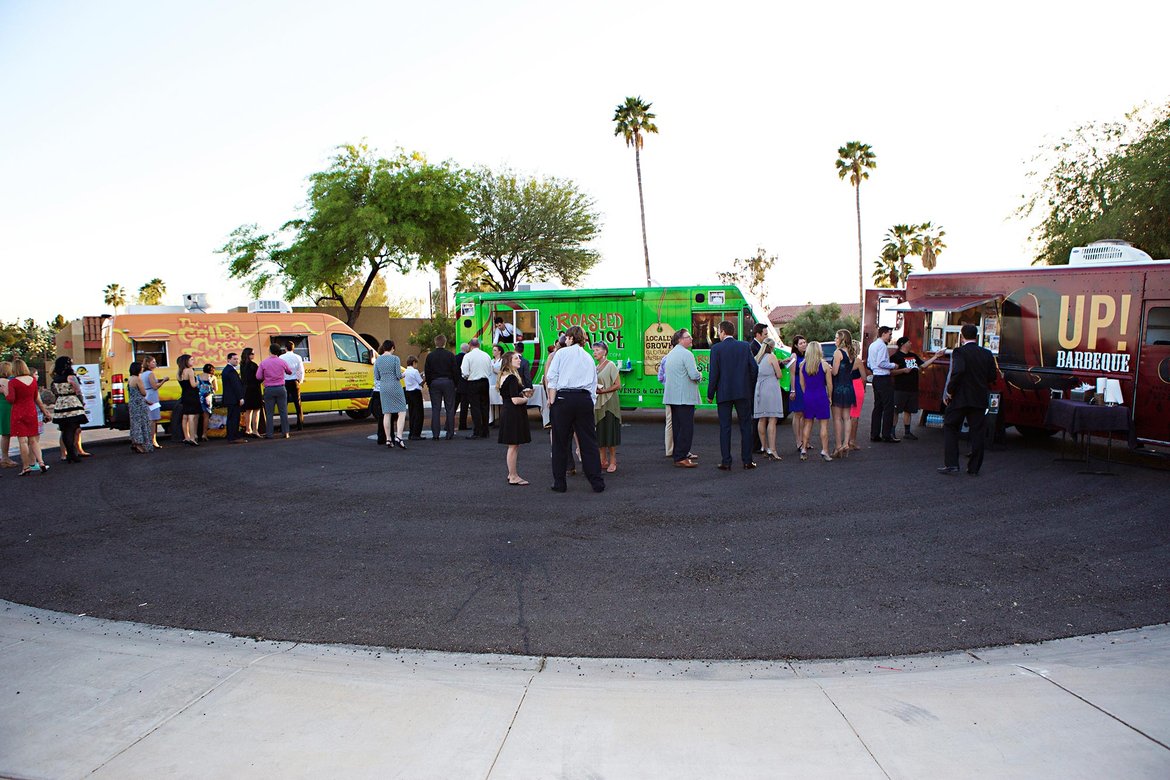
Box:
[2,408,1168,660]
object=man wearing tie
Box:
[707,320,759,470]
[221,352,246,443]
[938,323,999,476]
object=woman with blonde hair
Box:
[752,338,784,461]
[830,329,861,458]
[799,341,833,461]
[497,350,534,485]
[5,357,53,475]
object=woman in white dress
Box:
[752,338,785,461]
[489,344,504,426]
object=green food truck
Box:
[454,285,791,410]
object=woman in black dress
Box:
[240,347,264,437]
[497,351,533,486]
[176,354,202,446]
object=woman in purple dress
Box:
[799,340,833,462]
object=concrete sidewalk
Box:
[2,602,1167,778]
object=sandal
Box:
[508,478,530,486]
[799,449,808,462]
[821,451,833,462]
[768,452,783,462]
[18,468,32,476]
[606,463,617,473]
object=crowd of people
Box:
[2,320,998,484]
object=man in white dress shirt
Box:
[280,340,306,432]
[460,338,493,439]
[866,326,899,442]
[545,326,604,493]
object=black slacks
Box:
[669,404,695,462]
[717,398,754,465]
[551,391,604,491]
[370,391,386,444]
[225,402,241,441]
[428,378,456,439]
[285,380,303,430]
[871,375,896,440]
[468,378,489,437]
[405,389,424,438]
[944,405,987,474]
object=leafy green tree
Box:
[917,222,946,271]
[780,303,860,345]
[717,247,777,311]
[1019,101,1170,264]
[221,144,473,327]
[408,315,456,351]
[0,318,55,364]
[613,96,659,286]
[453,257,500,293]
[137,278,166,305]
[835,141,877,311]
[464,169,601,291]
[103,283,126,314]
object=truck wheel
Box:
[1016,425,1058,439]
[345,409,371,420]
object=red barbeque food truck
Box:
[897,240,1170,453]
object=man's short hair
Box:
[960,323,979,340]
[286,340,296,351]
[494,317,504,325]
[895,337,910,348]
[877,325,893,337]
[226,352,238,361]
[514,342,524,355]
[753,323,767,337]
[469,338,480,348]
[434,334,447,348]
[718,320,736,337]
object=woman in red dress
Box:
[5,358,54,475]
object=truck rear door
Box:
[1134,301,1170,446]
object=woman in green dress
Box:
[593,342,621,473]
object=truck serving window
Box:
[1145,307,1170,345]
[332,333,370,364]
[270,335,310,362]
[691,311,741,349]
[132,340,169,367]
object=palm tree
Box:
[835,141,877,312]
[613,96,659,286]
[917,222,946,271]
[137,278,166,306]
[453,258,499,293]
[103,283,126,314]
[872,247,902,288]
[877,224,920,287]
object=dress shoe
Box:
[902,431,919,440]
[466,434,481,440]
[881,437,901,443]
[592,483,605,493]
[936,466,960,475]
[550,485,567,493]
[674,459,698,468]
[870,437,881,443]
[716,463,732,471]
[967,470,980,476]
[743,462,757,470]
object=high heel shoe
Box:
[799,449,808,462]
[395,438,407,449]
[821,451,833,462]
[768,452,783,462]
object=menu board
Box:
[74,364,105,429]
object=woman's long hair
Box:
[804,341,824,376]
[835,329,857,363]
[52,356,74,381]
[755,338,776,365]
[177,354,192,377]
[497,351,516,390]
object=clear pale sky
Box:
[2,0,1167,323]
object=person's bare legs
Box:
[819,419,832,459]
[1,433,14,466]
[506,445,527,484]
[800,418,812,459]
[76,427,89,456]
[791,412,806,451]
[832,407,849,456]
[849,417,860,450]
[31,435,45,467]
[766,417,778,456]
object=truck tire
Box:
[1016,425,1058,439]
[345,409,371,420]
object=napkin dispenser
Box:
[1070,385,1095,403]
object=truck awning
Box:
[893,295,998,313]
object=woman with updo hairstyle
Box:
[127,361,153,453]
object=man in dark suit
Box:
[707,320,760,469]
[221,352,246,443]
[938,323,999,475]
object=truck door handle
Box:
[335,368,347,372]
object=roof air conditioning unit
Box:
[1069,240,1152,265]
[248,299,293,313]
[183,293,210,312]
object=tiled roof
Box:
[767,303,860,325]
